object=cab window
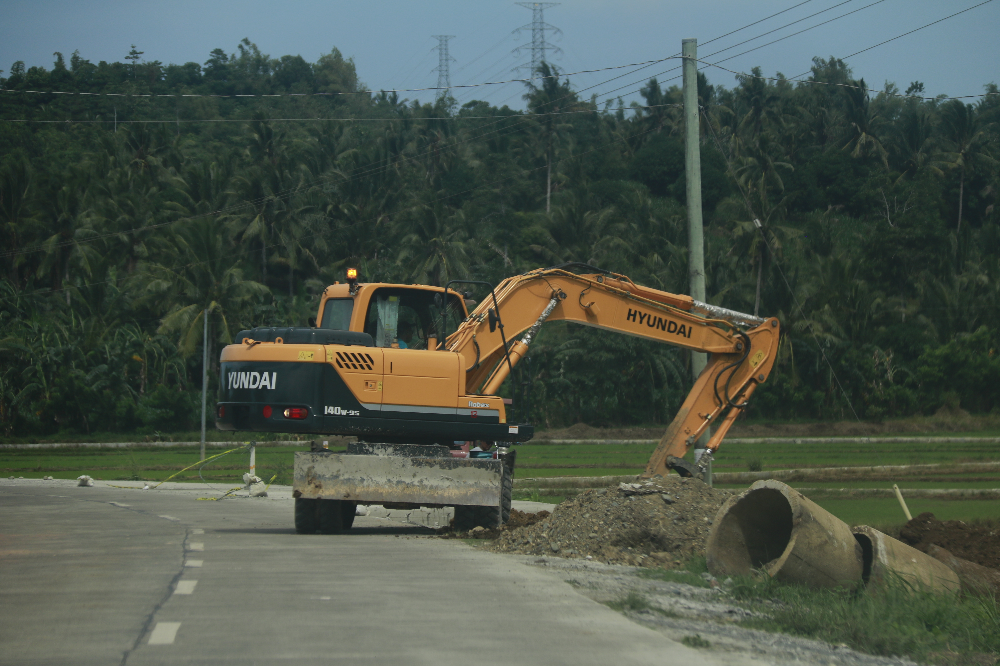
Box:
[363,288,466,349]
[320,298,354,330]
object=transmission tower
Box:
[432,35,456,98]
[513,2,562,79]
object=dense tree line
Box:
[1,41,998,437]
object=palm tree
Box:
[139,219,270,358]
[396,203,469,286]
[0,152,35,285]
[523,63,579,213]
[939,100,997,232]
[841,79,888,167]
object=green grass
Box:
[0,430,317,445]
[805,497,1000,527]
[605,590,656,613]
[7,434,1000,525]
[680,635,712,649]
[0,443,318,486]
[728,574,1000,665]
[637,555,713,588]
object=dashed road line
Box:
[148,622,181,645]
[191,528,204,534]
[185,559,203,568]
[174,580,197,595]
[187,542,204,551]
[159,515,180,521]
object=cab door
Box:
[381,349,461,420]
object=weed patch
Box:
[728,575,1000,665]
[681,634,712,648]
[606,590,653,613]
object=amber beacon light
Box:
[346,267,359,295]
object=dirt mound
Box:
[899,512,1000,570]
[484,477,732,567]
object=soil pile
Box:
[484,477,732,567]
[900,512,1000,570]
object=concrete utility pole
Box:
[200,308,208,461]
[683,38,706,380]
[683,38,711,482]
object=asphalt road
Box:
[0,479,724,666]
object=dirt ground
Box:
[479,476,732,567]
[534,410,1000,440]
[900,512,1000,570]
[518,556,919,666]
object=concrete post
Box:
[683,38,711,483]
[200,308,207,462]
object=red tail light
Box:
[217,405,226,418]
[284,407,309,419]
[262,405,273,418]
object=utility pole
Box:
[683,38,711,484]
[200,308,208,461]
[432,35,456,99]
[513,2,562,79]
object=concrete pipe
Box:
[852,527,960,595]
[706,480,862,589]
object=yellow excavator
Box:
[216,263,779,532]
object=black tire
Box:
[318,499,346,534]
[341,502,357,530]
[453,463,513,531]
[295,498,319,534]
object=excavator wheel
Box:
[454,467,513,531]
[317,499,349,534]
[342,501,357,530]
[295,498,319,534]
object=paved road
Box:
[0,479,722,666]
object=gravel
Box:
[485,477,731,567]
[519,556,918,666]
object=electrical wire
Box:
[698,107,882,457]
[783,0,997,81]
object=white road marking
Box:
[185,560,203,568]
[191,528,204,534]
[159,515,180,522]
[148,622,181,645]
[319,596,331,600]
[175,580,197,595]
[187,542,204,551]
[109,502,130,508]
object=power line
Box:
[584,0,889,104]
[785,0,997,81]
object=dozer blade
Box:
[293,451,504,507]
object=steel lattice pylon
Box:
[432,35,456,98]
[513,2,562,80]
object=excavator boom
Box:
[443,264,780,476]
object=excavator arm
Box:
[444,264,780,477]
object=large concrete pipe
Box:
[851,526,960,594]
[706,480,862,588]
[925,544,997,596]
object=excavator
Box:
[216,263,780,533]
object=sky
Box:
[1,0,997,111]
